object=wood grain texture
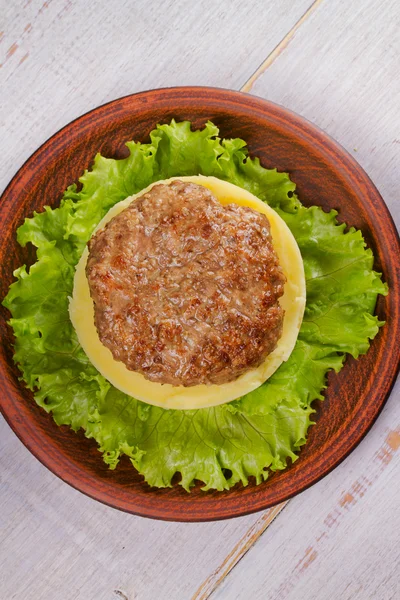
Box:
[212,381,400,600]
[241,0,324,93]
[192,502,287,600]
[1,88,398,521]
[212,0,400,596]
[250,0,400,223]
[0,418,267,600]
[0,0,312,195]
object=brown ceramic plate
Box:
[1,87,399,521]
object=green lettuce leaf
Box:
[85,387,313,491]
[2,120,387,491]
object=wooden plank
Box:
[0,0,312,193]
[0,2,314,599]
[249,0,400,222]
[0,418,283,600]
[212,387,400,600]
[211,0,400,597]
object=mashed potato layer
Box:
[69,176,306,409]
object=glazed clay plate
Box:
[1,87,399,521]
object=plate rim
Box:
[1,86,399,521]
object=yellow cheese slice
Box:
[69,176,306,410]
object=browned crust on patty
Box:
[86,180,286,386]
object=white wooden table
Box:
[1,1,399,599]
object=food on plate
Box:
[3,120,387,491]
[70,175,306,409]
[86,179,286,386]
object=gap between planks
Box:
[241,0,324,93]
[192,503,288,600]
[192,2,325,598]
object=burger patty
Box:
[86,180,286,386]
